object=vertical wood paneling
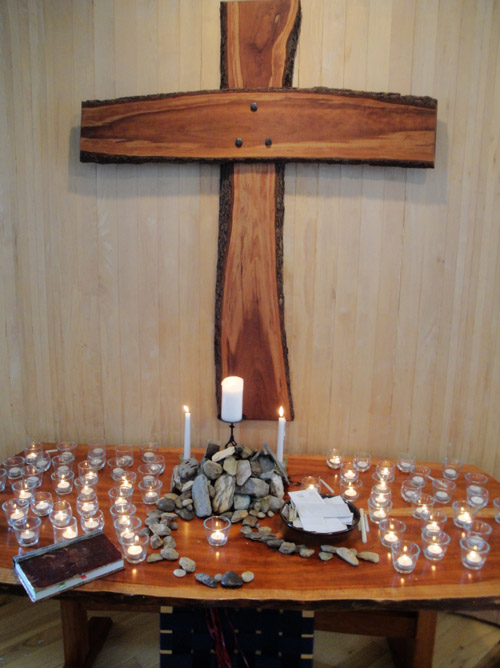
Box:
[0,0,499,479]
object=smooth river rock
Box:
[221,571,244,588]
[237,477,270,498]
[195,573,218,588]
[191,474,212,518]
[212,474,235,513]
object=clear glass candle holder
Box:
[13,516,42,547]
[3,456,25,480]
[138,479,163,504]
[24,441,44,467]
[301,475,321,492]
[379,518,406,548]
[441,457,464,480]
[74,477,96,498]
[460,535,490,570]
[77,461,99,487]
[391,540,420,574]
[204,516,231,546]
[108,458,131,480]
[353,452,371,472]
[12,478,37,504]
[340,463,359,484]
[421,529,450,562]
[53,516,78,543]
[51,470,75,495]
[411,492,435,519]
[51,454,74,475]
[49,500,73,527]
[80,509,105,533]
[30,491,54,517]
[371,483,392,505]
[326,448,343,470]
[115,470,137,492]
[466,485,489,510]
[2,498,29,526]
[35,452,51,473]
[375,460,395,483]
[108,487,134,509]
[114,515,142,540]
[397,452,415,473]
[138,465,160,482]
[494,498,500,524]
[121,532,148,564]
[419,509,447,534]
[409,465,430,487]
[145,454,165,476]
[340,479,362,502]
[115,445,134,468]
[110,502,137,519]
[87,440,106,470]
[452,500,477,529]
[23,464,44,489]
[432,478,456,504]
[56,441,77,461]
[76,494,99,518]
[367,497,392,523]
[0,468,6,492]
[139,441,159,462]
[464,471,488,488]
[466,520,492,541]
[401,479,422,503]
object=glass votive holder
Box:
[24,441,44,467]
[371,483,392,505]
[397,452,415,473]
[0,468,6,492]
[2,498,29,526]
[391,540,420,574]
[31,491,54,517]
[139,441,159,462]
[326,448,343,470]
[494,498,500,524]
[115,445,134,468]
[432,478,456,504]
[460,535,490,570]
[3,456,25,480]
[421,529,450,561]
[412,492,435,519]
[138,465,160,482]
[375,460,395,483]
[409,465,430,487]
[301,475,321,492]
[340,479,362,502]
[12,478,37,504]
[121,532,148,564]
[466,520,492,542]
[53,516,78,542]
[367,497,392,523]
[56,441,78,461]
[87,440,106,470]
[464,471,488,489]
[114,515,142,540]
[74,477,96,498]
[420,509,447,534]
[77,461,99,487]
[76,493,99,518]
[23,464,44,489]
[441,457,464,480]
[110,502,137,519]
[49,500,73,527]
[401,479,422,503]
[353,452,371,472]
[467,485,489,510]
[80,509,105,533]
[13,516,42,547]
[204,516,231,546]
[51,454,74,475]
[116,470,137,492]
[379,518,406,548]
[145,454,165,476]
[452,500,477,529]
[340,463,359,484]
[51,470,75,495]
[109,486,134,508]
[138,479,163,504]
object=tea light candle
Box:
[412,475,424,484]
[53,510,66,523]
[466,550,482,565]
[127,544,143,557]
[57,479,70,492]
[458,511,472,524]
[210,530,226,544]
[468,485,483,495]
[145,490,159,503]
[83,516,99,530]
[444,467,456,478]
[426,521,440,532]
[344,486,357,498]
[20,529,35,541]
[435,491,448,501]
[396,554,413,568]
[35,500,50,513]
[113,467,125,477]
[143,451,155,461]
[62,526,77,539]
[17,490,32,500]
[10,509,25,521]
[427,544,443,557]
[373,509,387,520]
[149,464,161,474]
[470,495,484,506]
[384,531,398,544]
[343,470,356,480]
[9,466,22,478]
[330,455,341,466]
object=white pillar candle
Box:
[277,406,285,463]
[183,406,191,460]
[221,376,244,422]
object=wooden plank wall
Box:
[0,0,499,476]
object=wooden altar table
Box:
[0,447,499,667]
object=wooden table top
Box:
[1,446,499,612]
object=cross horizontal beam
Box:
[81,88,437,167]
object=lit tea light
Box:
[465,550,482,566]
[396,554,413,568]
[425,522,440,533]
[329,455,341,466]
[210,530,226,545]
[20,529,35,541]
[143,476,155,485]
[10,509,25,521]
[144,491,159,503]
[344,486,357,498]
[62,526,77,539]
[83,517,99,530]
[373,509,388,520]
[149,464,161,474]
[17,490,32,500]
[457,511,472,524]
[35,500,50,513]
[427,544,443,557]
[127,544,143,557]
[52,510,66,523]
[384,531,398,544]
[57,479,71,492]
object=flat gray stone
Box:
[299,548,315,558]
[150,522,171,537]
[195,572,218,588]
[231,509,248,523]
[269,473,285,499]
[212,446,235,463]
[176,508,195,521]
[267,495,284,512]
[236,460,252,486]
[179,557,196,573]
[160,547,179,561]
[279,541,296,555]
[320,545,338,553]
[241,571,255,583]
[357,551,380,563]
[319,552,334,561]
[233,493,251,510]
[146,553,164,563]
[221,571,244,588]
[238,477,270,498]
[336,547,359,566]
[150,534,163,550]
[157,497,176,512]
[212,473,235,514]
[202,459,223,481]
[178,458,199,482]
[223,456,238,476]
[173,569,187,577]
[192,474,213,518]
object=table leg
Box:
[60,600,113,668]
[387,610,437,668]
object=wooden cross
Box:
[80,0,437,421]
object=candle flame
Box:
[279,406,284,418]
[184,405,189,413]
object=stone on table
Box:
[195,573,218,588]
[179,557,196,573]
[336,547,359,566]
[237,477,270,498]
[319,552,334,561]
[221,571,244,588]
[212,446,235,463]
[357,552,380,563]
[235,460,252,486]
[212,473,235,513]
[191,474,212,518]
[202,459,223,481]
